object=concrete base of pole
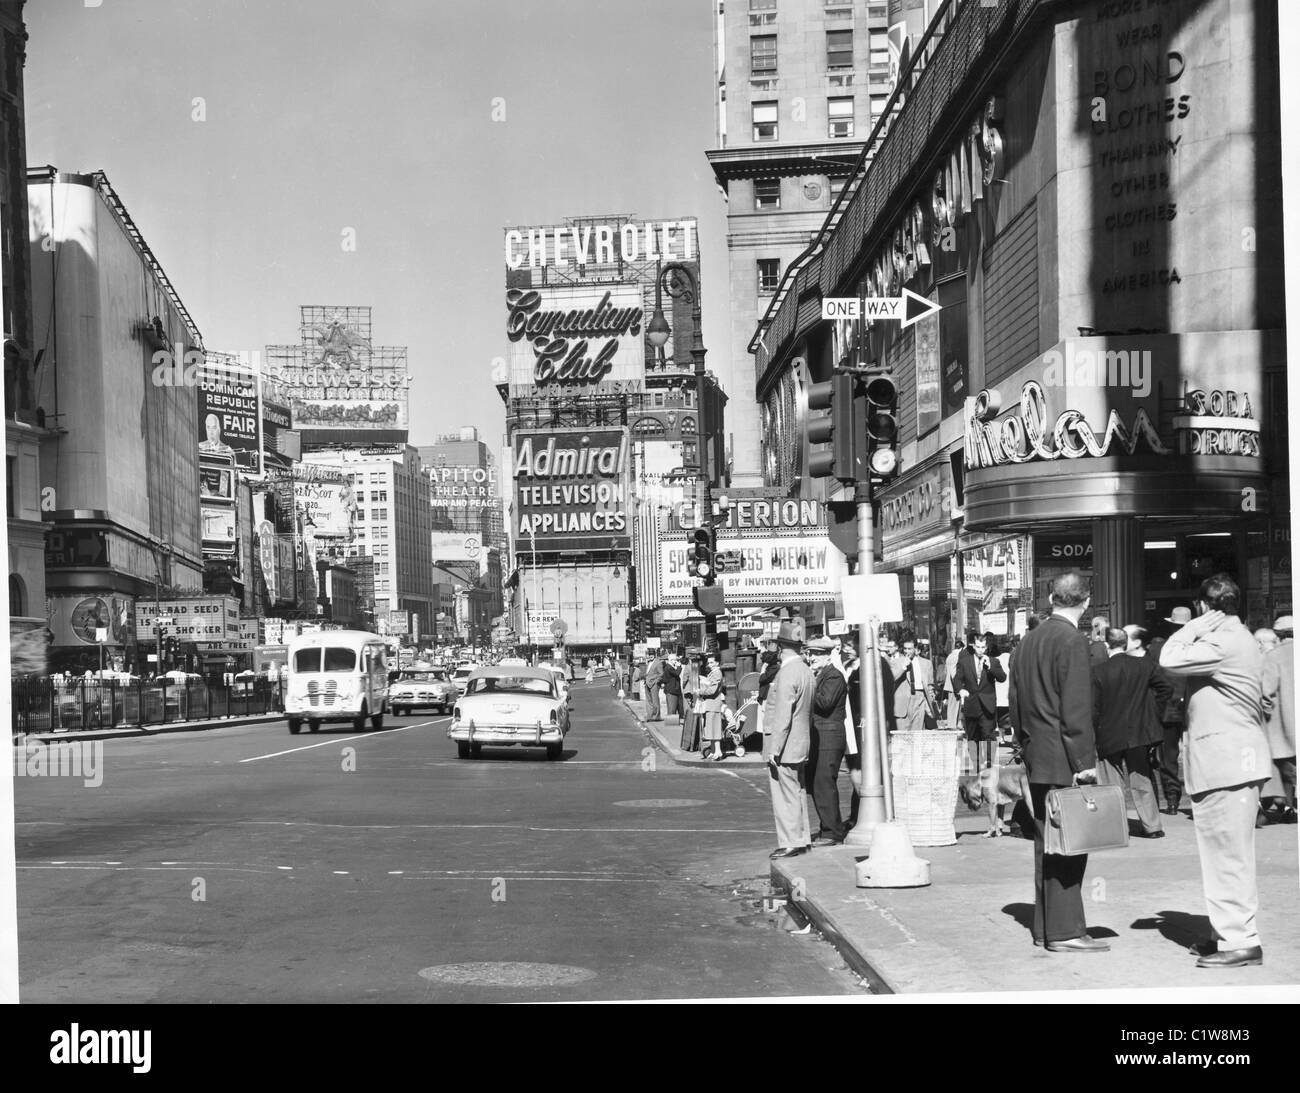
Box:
[843,791,887,847]
[855,820,931,888]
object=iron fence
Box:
[10,678,284,735]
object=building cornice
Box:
[706,142,868,184]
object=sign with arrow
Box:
[821,289,941,330]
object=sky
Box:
[23,0,733,461]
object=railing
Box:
[10,678,284,735]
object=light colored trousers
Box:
[768,760,811,851]
[1190,782,1264,949]
[1098,747,1162,835]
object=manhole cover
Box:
[417,962,596,988]
[611,799,709,808]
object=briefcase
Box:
[1043,784,1129,856]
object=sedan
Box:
[448,666,569,760]
[389,668,455,715]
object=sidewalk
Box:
[623,694,1300,996]
[622,691,764,767]
[14,711,285,745]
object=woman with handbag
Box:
[697,653,726,761]
[679,653,701,751]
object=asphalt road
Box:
[15,680,866,1002]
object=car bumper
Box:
[448,722,564,746]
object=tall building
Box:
[707,0,892,486]
[2,0,44,672]
[750,0,1286,651]
[28,168,207,674]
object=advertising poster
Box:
[914,310,941,436]
[293,464,356,539]
[505,282,647,391]
[198,356,262,476]
[512,427,630,553]
[657,531,847,607]
[201,506,237,553]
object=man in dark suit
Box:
[1008,571,1106,953]
[953,632,1006,774]
[1092,625,1174,839]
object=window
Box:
[374,490,388,502]
[749,0,776,8]
[752,100,778,141]
[869,30,888,52]
[754,178,781,209]
[827,29,853,69]
[323,647,357,673]
[870,48,890,67]
[370,508,383,521]
[829,179,846,203]
[5,455,14,517]
[751,34,777,75]
[870,93,888,120]
[828,96,854,138]
[757,258,781,294]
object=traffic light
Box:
[864,373,899,481]
[686,526,716,584]
[807,372,861,481]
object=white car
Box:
[451,664,477,697]
[448,665,570,761]
[389,667,455,715]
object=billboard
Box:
[657,531,847,607]
[505,282,646,391]
[198,355,262,476]
[201,505,237,554]
[512,428,630,553]
[293,464,356,538]
[137,596,240,641]
[48,594,134,647]
[430,464,496,512]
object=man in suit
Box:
[807,637,850,845]
[661,653,682,722]
[762,617,814,859]
[1160,574,1271,968]
[1008,571,1106,953]
[1150,607,1192,813]
[954,632,1007,774]
[1260,615,1296,823]
[642,652,664,721]
[879,634,907,732]
[1092,625,1173,839]
[897,633,937,732]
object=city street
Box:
[14,682,865,1003]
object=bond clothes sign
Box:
[198,357,262,476]
[512,428,630,552]
[505,283,645,389]
[658,531,847,607]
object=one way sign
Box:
[822,288,942,329]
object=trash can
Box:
[889,730,964,846]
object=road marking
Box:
[238,719,446,763]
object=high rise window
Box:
[751,35,777,75]
[754,178,781,209]
[828,97,854,138]
[827,29,853,69]
[752,100,778,141]
[757,258,781,294]
[749,0,776,8]
[870,93,888,120]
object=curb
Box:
[769,859,899,995]
[620,698,763,768]
[16,713,285,745]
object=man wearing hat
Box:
[1151,606,1193,814]
[762,617,814,859]
[807,636,849,845]
[1260,615,1296,823]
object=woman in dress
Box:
[697,653,726,760]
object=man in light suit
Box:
[897,633,937,732]
[1160,574,1271,969]
[1260,615,1296,823]
[762,617,814,860]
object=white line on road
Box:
[238,719,446,763]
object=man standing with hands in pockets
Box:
[763,617,814,860]
[1008,571,1107,953]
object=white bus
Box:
[285,630,389,735]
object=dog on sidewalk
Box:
[958,762,1034,838]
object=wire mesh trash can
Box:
[889,730,964,846]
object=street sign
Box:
[821,288,942,330]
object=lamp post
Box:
[646,261,718,650]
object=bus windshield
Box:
[292,647,358,673]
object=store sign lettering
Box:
[1172,389,1261,457]
[965,381,1169,469]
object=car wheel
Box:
[546,741,563,760]
[353,703,368,733]
[392,705,405,717]
[470,743,483,759]
[308,720,321,734]
[456,742,471,759]
[288,718,302,735]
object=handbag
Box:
[1043,784,1129,856]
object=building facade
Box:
[751,0,1286,655]
[707,0,892,486]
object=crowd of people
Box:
[745,570,1293,972]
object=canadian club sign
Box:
[513,429,630,550]
[504,282,645,389]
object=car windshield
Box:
[399,671,445,683]
[466,676,553,697]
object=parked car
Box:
[389,666,455,716]
[448,665,569,760]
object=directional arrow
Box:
[821,288,942,330]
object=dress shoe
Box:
[1045,936,1111,953]
[1160,806,1180,816]
[768,846,810,860]
[1196,945,1262,969]
[811,836,843,848]
[1188,938,1217,957]
[1136,830,1165,839]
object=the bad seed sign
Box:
[513,428,630,551]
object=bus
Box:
[285,630,389,735]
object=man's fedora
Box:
[776,617,806,647]
[805,636,836,653]
[1165,607,1193,625]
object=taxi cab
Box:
[448,665,569,760]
